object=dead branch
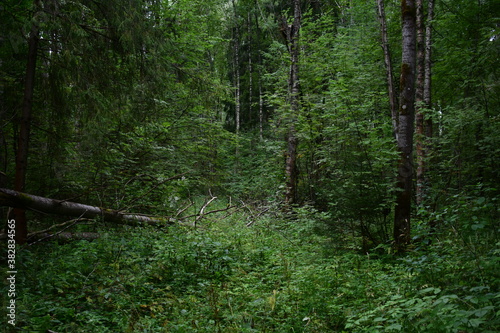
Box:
[177,196,237,226]
[194,196,217,226]
[175,200,194,218]
[28,215,84,245]
[246,206,271,226]
[27,217,94,239]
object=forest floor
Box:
[1,199,499,332]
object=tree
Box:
[283,0,301,205]
[415,0,434,207]
[394,0,417,250]
[377,0,398,140]
[1,0,232,237]
[232,0,242,134]
[12,0,40,244]
[423,0,434,226]
[415,0,425,206]
[424,0,434,139]
[428,0,499,210]
[1,187,173,227]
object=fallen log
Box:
[0,187,174,226]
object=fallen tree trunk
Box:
[0,187,173,226]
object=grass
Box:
[1,200,498,332]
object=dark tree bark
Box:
[0,120,7,189]
[13,1,40,244]
[254,8,264,140]
[415,0,425,206]
[376,0,398,140]
[394,0,417,250]
[424,0,434,114]
[248,11,253,126]
[284,0,301,206]
[258,69,264,140]
[232,0,241,134]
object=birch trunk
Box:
[415,0,425,205]
[424,0,435,229]
[1,188,173,226]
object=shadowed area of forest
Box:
[1,0,498,331]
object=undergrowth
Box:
[1,200,498,332]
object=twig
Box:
[175,200,194,219]
[180,204,237,220]
[27,211,88,246]
[240,200,255,215]
[27,218,93,239]
[182,205,238,222]
[257,206,272,217]
[193,196,218,227]
[246,206,271,226]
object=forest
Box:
[0,0,499,331]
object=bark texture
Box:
[13,2,40,244]
[232,0,241,134]
[0,188,174,226]
[415,0,425,205]
[377,0,398,139]
[284,0,301,206]
[282,0,301,206]
[394,0,417,250]
[416,0,435,207]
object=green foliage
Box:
[346,286,498,332]
[3,203,498,332]
[290,4,398,248]
[2,0,499,331]
[219,133,283,200]
[2,0,231,205]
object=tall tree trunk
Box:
[255,10,264,140]
[235,39,241,135]
[416,0,435,209]
[415,0,425,206]
[13,2,40,244]
[394,0,417,250]
[248,12,253,126]
[284,0,301,206]
[424,0,434,114]
[232,0,241,134]
[0,100,7,189]
[258,73,264,140]
[376,0,398,140]
[424,0,435,228]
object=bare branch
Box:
[194,196,218,227]
[27,217,94,239]
[175,200,194,218]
